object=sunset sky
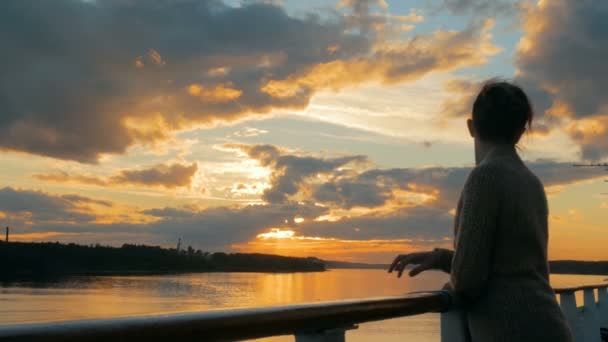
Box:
[1,0,606,263]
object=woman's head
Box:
[467,79,533,145]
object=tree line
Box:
[0,241,325,280]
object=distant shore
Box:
[2,241,606,282]
[0,241,325,281]
[322,259,608,275]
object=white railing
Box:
[0,285,606,341]
[441,284,608,342]
[556,284,608,342]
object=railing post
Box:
[582,288,601,342]
[439,291,468,342]
[598,286,608,329]
[560,291,584,342]
[440,309,469,342]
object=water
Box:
[0,270,605,341]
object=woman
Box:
[388,80,573,341]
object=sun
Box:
[257,228,296,240]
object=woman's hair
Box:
[472,79,533,144]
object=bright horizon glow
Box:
[257,228,297,240]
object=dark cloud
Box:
[261,18,498,97]
[13,201,329,249]
[0,0,366,162]
[141,207,197,219]
[3,154,605,249]
[310,159,605,211]
[134,158,604,247]
[237,144,606,210]
[35,162,198,189]
[438,1,608,160]
[1,0,497,162]
[0,187,100,224]
[516,1,608,119]
[60,194,113,208]
[514,0,608,160]
[528,159,608,188]
[237,144,367,203]
[113,162,198,188]
[299,205,454,241]
[146,201,328,247]
[313,166,468,209]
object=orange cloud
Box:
[35,162,199,189]
[565,116,608,160]
[262,19,499,99]
[515,0,608,159]
[0,1,501,162]
[9,231,77,241]
[187,83,242,103]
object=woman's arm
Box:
[450,164,501,303]
[433,248,454,273]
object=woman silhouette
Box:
[388,80,573,341]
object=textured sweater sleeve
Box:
[449,164,501,303]
[434,248,454,273]
[433,193,463,273]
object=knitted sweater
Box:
[436,145,573,342]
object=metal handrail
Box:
[1,284,606,342]
[553,283,608,294]
[0,291,451,342]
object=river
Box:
[0,269,605,341]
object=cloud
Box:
[0,0,498,162]
[228,127,269,138]
[514,0,608,159]
[339,0,423,34]
[300,205,454,241]
[145,201,329,248]
[35,162,198,189]
[313,166,467,210]
[439,78,480,119]
[437,1,608,160]
[60,194,113,208]
[4,151,605,251]
[433,0,525,18]
[531,159,607,189]
[232,144,606,212]
[311,160,608,212]
[261,19,499,99]
[141,207,198,219]
[0,187,102,224]
[516,1,608,119]
[564,116,608,161]
[112,163,198,188]
[235,144,368,203]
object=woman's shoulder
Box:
[468,156,543,196]
[467,160,505,184]
[464,159,519,198]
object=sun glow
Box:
[257,228,296,239]
[236,230,453,263]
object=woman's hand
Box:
[388,250,441,278]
